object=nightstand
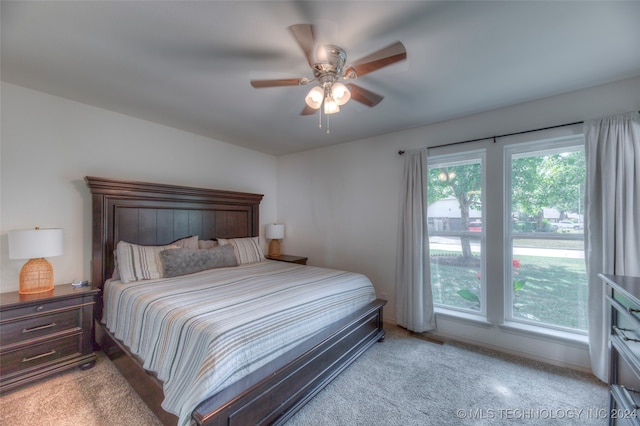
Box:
[0,283,99,393]
[265,254,308,265]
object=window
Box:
[505,136,587,332]
[426,131,586,339]
[427,151,485,313]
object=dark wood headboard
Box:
[86,176,263,293]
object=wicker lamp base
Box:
[19,258,55,294]
[268,239,282,257]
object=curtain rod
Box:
[398,119,585,155]
[398,111,639,155]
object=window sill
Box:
[434,307,493,328]
[434,308,589,348]
[499,321,588,348]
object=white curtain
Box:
[396,149,436,332]
[585,111,640,382]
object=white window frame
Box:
[503,135,586,335]
[428,150,486,317]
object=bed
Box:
[86,176,386,426]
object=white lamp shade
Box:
[9,228,64,259]
[265,224,285,240]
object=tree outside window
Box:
[427,154,484,312]
[427,138,587,333]
[508,143,586,331]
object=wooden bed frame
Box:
[86,176,386,426]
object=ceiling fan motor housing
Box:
[313,45,347,81]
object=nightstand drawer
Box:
[0,308,81,347]
[0,297,87,321]
[0,333,81,376]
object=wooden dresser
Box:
[0,284,99,393]
[601,274,640,425]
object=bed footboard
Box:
[99,299,384,426]
[193,298,386,426]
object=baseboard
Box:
[428,331,593,374]
[381,317,593,374]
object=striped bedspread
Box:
[103,260,376,426]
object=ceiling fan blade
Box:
[344,41,407,79]
[288,24,317,67]
[346,84,384,108]
[301,105,317,116]
[250,78,305,88]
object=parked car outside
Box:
[468,221,482,232]
[552,220,582,231]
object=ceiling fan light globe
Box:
[332,83,351,106]
[323,98,340,115]
[305,86,324,109]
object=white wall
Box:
[3,76,639,370]
[0,82,278,293]
[277,75,640,371]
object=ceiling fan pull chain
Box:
[326,114,331,135]
[319,108,322,129]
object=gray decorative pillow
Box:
[160,244,238,278]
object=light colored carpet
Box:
[287,326,608,425]
[0,325,608,425]
[0,351,163,426]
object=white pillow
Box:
[198,239,218,249]
[171,235,199,250]
[116,241,178,283]
[216,237,264,264]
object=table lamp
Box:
[9,227,64,294]
[265,224,285,257]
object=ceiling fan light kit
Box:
[304,82,350,115]
[251,24,407,133]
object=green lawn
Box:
[431,253,588,330]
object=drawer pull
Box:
[613,325,640,343]
[621,386,640,409]
[36,305,45,312]
[22,350,57,363]
[22,323,57,333]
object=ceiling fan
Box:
[250,24,407,118]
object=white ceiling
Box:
[2,1,640,156]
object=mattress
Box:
[103,260,376,426]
